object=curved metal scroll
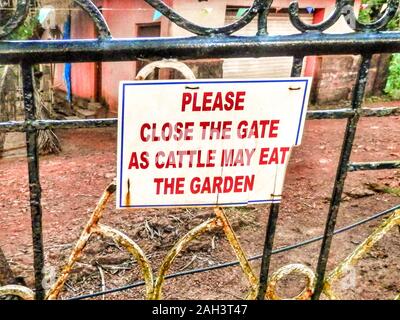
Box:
[152,217,221,300]
[92,224,154,298]
[74,0,112,39]
[289,0,346,33]
[44,182,154,300]
[135,60,196,80]
[1,0,400,40]
[289,0,400,33]
[342,0,400,32]
[1,191,399,300]
[323,209,400,300]
[266,264,315,300]
[72,0,400,36]
[0,284,35,300]
[71,0,400,35]
[143,0,272,36]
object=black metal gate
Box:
[0,0,399,300]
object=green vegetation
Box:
[358,0,400,29]
[8,15,39,40]
[360,1,400,99]
[367,183,400,197]
[385,53,400,98]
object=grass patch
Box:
[366,183,400,197]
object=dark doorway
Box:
[137,23,161,80]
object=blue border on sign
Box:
[119,79,309,208]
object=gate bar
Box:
[256,55,304,300]
[256,202,280,300]
[21,62,45,300]
[348,161,400,172]
[312,55,373,299]
[2,32,400,64]
[0,107,398,133]
[307,107,399,119]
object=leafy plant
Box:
[359,0,400,30]
[360,1,400,98]
[8,15,40,40]
[384,53,400,98]
[358,0,394,26]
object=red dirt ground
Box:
[0,107,399,300]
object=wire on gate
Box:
[67,203,400,300]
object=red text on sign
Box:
[259,147,290,165]
[181,91,246,112]
[140,122,195,142]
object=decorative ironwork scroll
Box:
[2,0,400,39]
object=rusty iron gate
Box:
[0,0,400,300]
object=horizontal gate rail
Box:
[0,107,398,133]
[2,32,400,64]
[348,161,400,172]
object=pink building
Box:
[53,0,362,114]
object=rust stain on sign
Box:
[125,178,131,207]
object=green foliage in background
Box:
[360,1,400,98]
[385,53,400,98]
[7,15,39,40]
[359,0,400,29]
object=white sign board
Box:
[117,79,311,209]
